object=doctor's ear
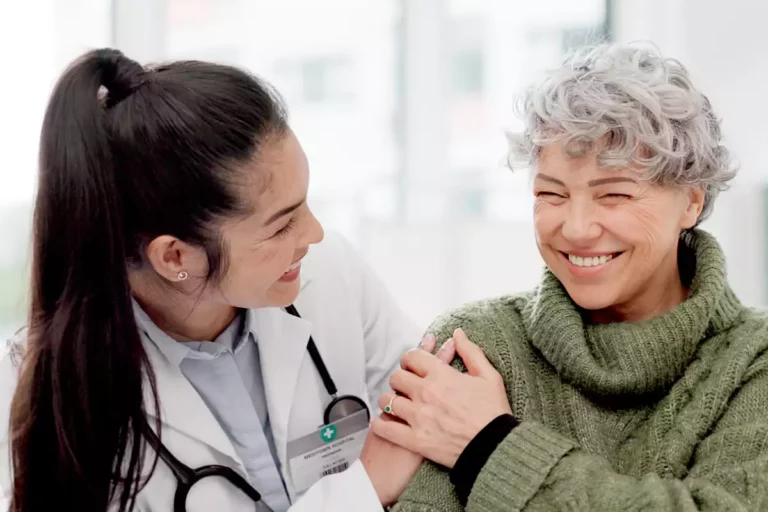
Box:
[145,235,208,283]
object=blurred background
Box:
[0,0,766,337]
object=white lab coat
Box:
[0,233,421,512]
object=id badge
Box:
[287,409,369,494]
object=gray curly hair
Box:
[509,43,737,224]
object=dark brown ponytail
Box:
[9,48,287,511]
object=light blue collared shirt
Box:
[133,302,291,511]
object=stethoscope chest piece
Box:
[146,304,370,512]
[324,394,370,425]
[285,304,371,426]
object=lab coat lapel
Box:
[248,305,311,463]
[142,340,243,467]
[251,274,314,464]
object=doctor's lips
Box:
[559,250,625,269]
[279,259,303,282]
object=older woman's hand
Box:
[360,333,457,505]
[370,329,511,469]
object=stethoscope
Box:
[143,305,371,512]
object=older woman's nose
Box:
[561,201,602,243]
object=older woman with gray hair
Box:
[368,43,768,511]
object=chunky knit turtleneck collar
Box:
[522,229,743,397]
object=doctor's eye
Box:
[274,217,297,238]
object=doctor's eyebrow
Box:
[264,198,306,225]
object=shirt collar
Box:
[133,300,190,369]
[132,300,253,368]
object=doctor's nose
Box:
[304,208,325,246]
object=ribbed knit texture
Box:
[393,230,768,512]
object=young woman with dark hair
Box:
[0,48,454,512]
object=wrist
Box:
[450,413,519,506]
[351,459,387,511]
[361,456,393,507]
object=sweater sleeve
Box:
[389,305,518,512]
[396,355,768,512]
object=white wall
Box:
[0,0,112,338]
[363,220,543,328]
[613,0,768,306]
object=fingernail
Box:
[440,338,455,351]
[419,334,436,348]
[454,328,464,337]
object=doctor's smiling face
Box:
[141,129,324,316]
[213,129,325,308]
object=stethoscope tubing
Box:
[142,304,369,511]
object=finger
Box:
[400,348,442,378]
[390,369,423,398]
[418,334,437,353]
[370,416,418,453]
[453,328,497,378]
[377,392,417,424]
[376,410,402,424]
[434,338,456,364]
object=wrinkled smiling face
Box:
[532,142,704,316]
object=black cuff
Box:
[449,414,519,506]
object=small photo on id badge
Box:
[287,409,369,494]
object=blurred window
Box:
[0,0,607,336]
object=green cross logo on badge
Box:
[320,425,338,443]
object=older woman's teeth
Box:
[568,254,613,267]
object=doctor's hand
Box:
[360,419,421,507]
[371,328,511,469]
[360,334,456,507]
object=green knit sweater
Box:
[394,230,768,512]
